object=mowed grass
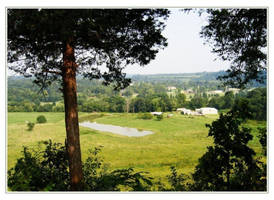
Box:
[7,112,265,183]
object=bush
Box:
[192,112,266,191]
[167,166,189,191]
[36,115,47,123]
[258,127,267,156]
[156,114,163,121]
[138,113,153,120]
[26,122,35,131]
[8,140,153,191]
[8,140,69,191]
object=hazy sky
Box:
[7,8,232,77]
[124,9,231,75]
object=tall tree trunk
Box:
[62,39,83,191]
[226,153,230,191]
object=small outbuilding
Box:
[196,107,218,115]
[150,112,163,116]
[177,108,194,115]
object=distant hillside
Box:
[129,70,266,87]
[129,71,226,82]
[8,70,266,96]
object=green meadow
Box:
[7,112,265,183]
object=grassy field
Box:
[7,112,266,184]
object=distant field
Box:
[7,112,65,125]
[7,112,266,184]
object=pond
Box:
[79,121,154,137]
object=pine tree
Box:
[8,9,169,190]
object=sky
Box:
[7,8,232,76]
[124,9,231,75]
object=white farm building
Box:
[177,108,191,115]
[177,108,201,116]
[177,107,218,116]
[195,107,218,115]
[150,112,163,116]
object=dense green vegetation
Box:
[8,75,266,122]
[8,141,154,191]
[192,111,266,191]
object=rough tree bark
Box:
[62,38,83,191]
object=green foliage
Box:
[105,95,126,113]
[175,93,186,107]
[232,88,266,121]
[36,115,47,123]
[167,166,189,191]
[231,98,252,121]
[159,94,173,112]
[8,76,265,114]
[8,9,170,90]
[200,9,267,87]
[192,112,266,191]
[223,91,234,109]
[207,96,224,109]
[83,145,154,191]
[130,97,147,112]
[8,140,153,191]
[8,140,69,191]
[246,88,267,120]
[26,122,35,131]
[137,113,153,120]
[84,166,153,191]
[257,127,267,156]
[156,114,163,121]
[187,96,207,110]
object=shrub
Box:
[192,111,266,191]
[167,166,189,191]
[26,122,35,131]
[8,140,153,191]
[156,114,163,121]
[8,140,69,191]
[36,115,47,123]
[258,127,267,156]
[138,113,153,120]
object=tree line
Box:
[8,77,267,121]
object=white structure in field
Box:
[167,86,177,91]
[177,108,190,114]
[177,107,218,115]
[207,90,223,95]
[195,107,218,115]
[150,112,163,116]
[227,88,240,94]
[177,108,200,115]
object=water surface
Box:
[79,121,154,137]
